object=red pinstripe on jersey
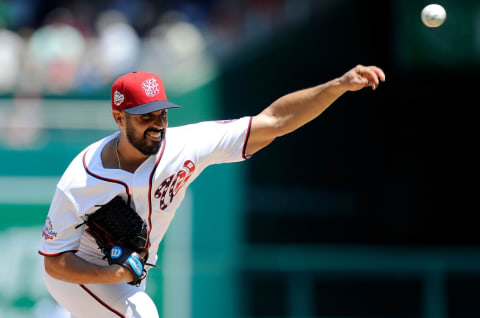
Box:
[242,116,253,160]
[82,149,132,205]
[79,284,125,317]
[146,137,166,248]
[38,250,78,256]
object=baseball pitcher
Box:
[39,66,385,317]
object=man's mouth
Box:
[145,129,164,141]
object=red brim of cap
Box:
[123,101,181,115]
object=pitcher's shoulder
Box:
[57,134,119,190]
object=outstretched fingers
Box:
[354,65,386,90]
[372,66,386,82]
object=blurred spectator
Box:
[0,0,314,96]
[25,8,85,94]
[96,10,140,79]
[139,10,215,93]
[0,28,25,92]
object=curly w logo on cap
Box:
[142,78,160,97]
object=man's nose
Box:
[153,116,167,129]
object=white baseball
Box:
[421,4,447,28]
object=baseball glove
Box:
[76,196,154,286]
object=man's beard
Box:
[125,121,164,156]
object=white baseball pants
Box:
[41,260,159,318]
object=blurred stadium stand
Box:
[1,0,479,318]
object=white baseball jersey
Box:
[39,116,252,267]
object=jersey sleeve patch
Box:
[41,217,58,241]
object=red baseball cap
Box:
[111,72,180,114]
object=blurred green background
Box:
[1,0,479,317]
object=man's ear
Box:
[112,111,124,127]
